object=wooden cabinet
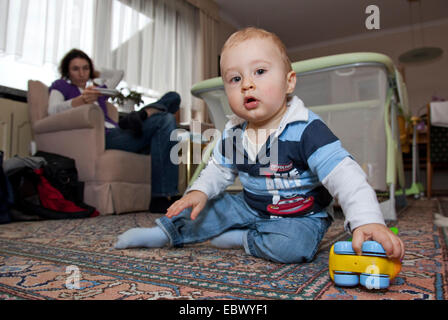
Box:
[0,98,32,159]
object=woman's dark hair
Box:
[59,48,95,79]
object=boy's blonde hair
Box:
[220,27,293,73]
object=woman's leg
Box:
[142,113,178,197]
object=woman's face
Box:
[68,57,91,88]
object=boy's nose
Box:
[241,78,255,91]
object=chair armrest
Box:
[32,104,107,180]
[106,102,119,123]
[33,104,104,134]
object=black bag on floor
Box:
[0,151,13,224]
[34,151,84,203]
[6,151,98,221]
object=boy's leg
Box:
[210,229,248,248]
[115,226,169,249]
[244,215,332,263]
[156,192,257,247]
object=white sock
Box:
[210,229,246,249]
[114,227,169,249]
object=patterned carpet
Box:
[0,198,446,300]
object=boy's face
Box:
[221,37,296,127]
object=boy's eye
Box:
[230,76,241,83]
[256,69,266,75]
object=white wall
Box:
[288,19,448,117]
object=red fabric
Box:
[90,210,100,217]
[34,168,98,217]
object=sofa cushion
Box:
[95,150,151,183]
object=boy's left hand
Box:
[352,223,405,261]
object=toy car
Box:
[329,240,401,289]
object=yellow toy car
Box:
[329,241,401,289]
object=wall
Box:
[0,98,32,160]
[217,20,238,74]
[288,19,448,117]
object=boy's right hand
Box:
[165,190,208,220]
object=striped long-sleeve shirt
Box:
[189,96,386,232]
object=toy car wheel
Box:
[361,241,386,257]
[333,241,355,255]
[360,273,390,289]
[334,272,359,287]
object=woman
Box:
[49,48,180,212]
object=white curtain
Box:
[105,0,200,123]
[0,0,95,65]
[0,0,200,123]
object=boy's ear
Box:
[286,71,296,94]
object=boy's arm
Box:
[185,133,238,199]
[322,157,405,260]
[186,157,237,199]
[322,157,385,232]
[166,143,237,220]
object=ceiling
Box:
[214,0,448,50]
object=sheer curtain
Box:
[0,0,95,65]
[0,0,201,123]
[0,0,95,89]
[101,0,201,123]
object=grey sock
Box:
[210,229,247,249]
[114,226,169,249]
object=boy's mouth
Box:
[244,96,259,109]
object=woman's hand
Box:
[80,86,101,104]
[72,86,101,107]
[165,191,208,220]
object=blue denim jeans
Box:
[105,112,178,197]
[156,192,332,263]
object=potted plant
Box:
[111,88,144,112]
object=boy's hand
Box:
[352,223,405,261]
[165,190,208,220]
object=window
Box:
[0,0,200,118]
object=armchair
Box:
[27,80,151,215]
